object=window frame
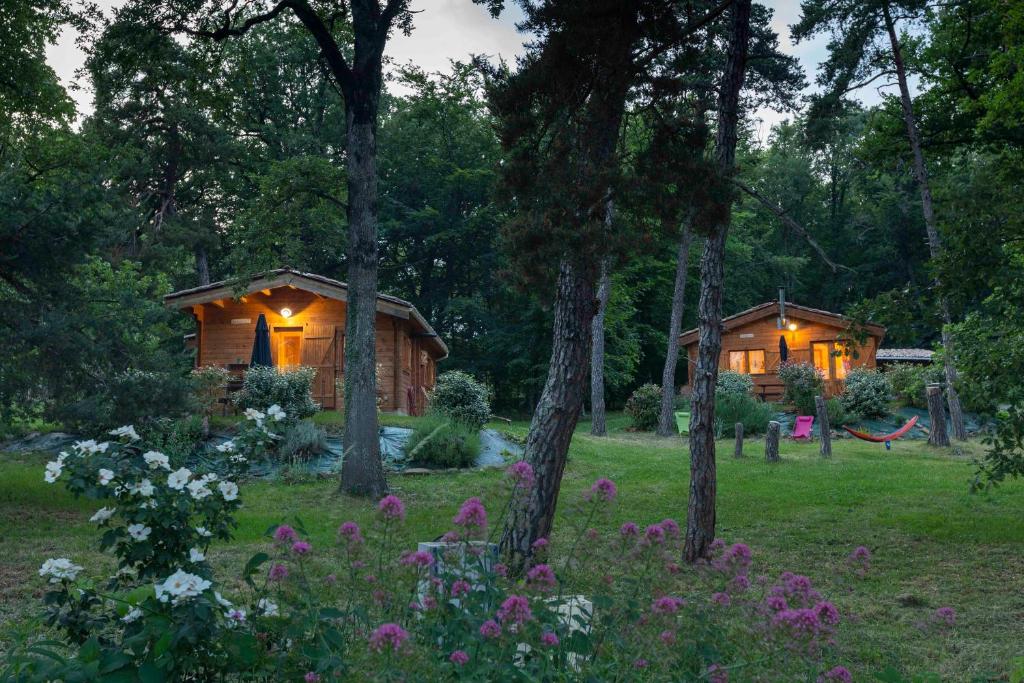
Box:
[726,349,767,375]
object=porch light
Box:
[280,307,292,319]
[787,322,798,331]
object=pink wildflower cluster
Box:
[711,542,752,577]
[818,665,853,682]
[292,540,312,555]
[506,461,535,490]
[526,563,556,592]
[620,521,639,537]
[540,631,559,647]
[479,619,501,638]
[368,623,409,653]
[496,594,533,625]
[848,545,871,577]
[450,579,471,598]
[588,477,617,502]
[399,550,434,569]
[651,596,685,615]
[273,525,298,543]
[378,495,406,521]
[453,497,487,533]
[338,521,364,546]
[449,650,469,665]
[933,606,956,628]
[707,664,729,683]
[268,563,288,581]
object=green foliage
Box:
[62,368,192,431]
[715,392,774,436]
[235,366,319,420]
[886,363,943,409]
[429,370,491,429]
[624,383,663,431]
[278,420,328,462]
[717,370,754,396]
[191,365,231,416]
[841,368,892,419]
[404,413,480,469]
[778,362,825,416]
[825,397,855,427]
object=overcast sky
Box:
[45,0,889,142]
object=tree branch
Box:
[732,179,853,273]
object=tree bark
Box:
[926,384,950,447]
[815,394,831,458]
[733,422,743,458]
[765,421,780,462]
[499,261,595,572]
[883,3,966,441]
[590,254,612,436]
[684,0,753,564]
[194,245,210,286]
[657,223,694,436]
[339,115,387,498]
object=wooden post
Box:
[734,422,744,458]
[814,395,832,458]
[926,384,950,447]
[765,421,780,462]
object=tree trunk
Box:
[500,261,595,572]
[883,3,966,441]
[590,254,612,437]
[684,0,753,564]
[926,384,950,447]
[657,224,694,436]
[194,245,210,286]
[733,422,743,458]
[339,116,387,498]
[815,395,831,458]
[765,421,780,462]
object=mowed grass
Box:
[2,412,1023,679]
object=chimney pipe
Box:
[778,287,786,329]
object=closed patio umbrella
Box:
[250,313,273,367]
[779,335,789,363]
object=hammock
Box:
[842,415,919,446]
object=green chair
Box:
[674,411,690,435]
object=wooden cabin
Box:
[165,269,448,415]
[679,301,885,402]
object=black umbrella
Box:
[779,335,789,363]
[250,313,273,367]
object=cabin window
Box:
[812,341,849,380]
[728,350,766,375]
[275,328,303,369]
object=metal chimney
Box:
[778,287,786,329]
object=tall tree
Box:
[684,0,753,562]
[131,0,416,496]
[793,0,968,440]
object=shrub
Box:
[235,365,319,420]
[404,413,480,469]
[12,457,866,682]
[841,368,892,419]
[60,368,191,431]
[778,362,824,415]
[717,370,754,396]
[429,371,491,428]
[190,365,231,416]
[279,420,328,462]
[825,397,855,427]
[624,383,662,431]
[886,363,943,409]
[715,392,774,435]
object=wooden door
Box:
[302,323,337,410]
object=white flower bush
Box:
[38,558,83,584]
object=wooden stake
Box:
[734,422,744,458]
[926,384,950,447]
[765,421,780,462]
[815,395,832,458]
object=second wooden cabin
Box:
[679,300,885,402]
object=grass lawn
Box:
[2,412,1022,679]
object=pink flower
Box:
[450,650,469,665]
[368,623,408,653]
[659,629,676,645]
[453,497,487,531]
[589,477,617,502]
[291,541,312,555]
[934,606,956,627]
[531,537,549,550]
[709,538,726,552]
[729,575,750,593]
[651,596,685,614]
[659,518,680,537]
[506,461,535,489]
[850,546,871,561]
[814,601,840,626]
[540,631,559,647]
[665,561,681,575]
[304,673,320,683]
[378,495,405,521]
[273,525,297,543]
[400,550,434,569]
[620,522,639,537]
[818,665,852,683]
[772,608,823,645]
[494,563,508,578]
[268,563,289,581]
[479,619,501,638]
[450,579,471,598]
[708,663,729,683]
[497,595,533,624]
[325,573,337,585]
[766,595,788,611]
[712,592,731,607]
[644,524,666,544]
[633,659,649,669]
[526,563,556,591]
[338,521,364,545]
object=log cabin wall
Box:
[192,287,432,414]
[684,313,879,401]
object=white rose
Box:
[266,404,286,421]
[122,607,143,623]
[44,461,62,483]
[189,548,205,563]
[39,558,83,583]
[109,425,141,441]
[215,440,235,453]
[127,524,152,541]
[218,481,239,501]
[243,408,265,423]
[142,451,170,471]
[167,468,191,490]
[256,598,279,617]
[89,507,116,523]
[196,526,213,537]
[97,469,115,486]
[186,480,212,500]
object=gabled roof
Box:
[679,300,885,347]
[164,268,448,358]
